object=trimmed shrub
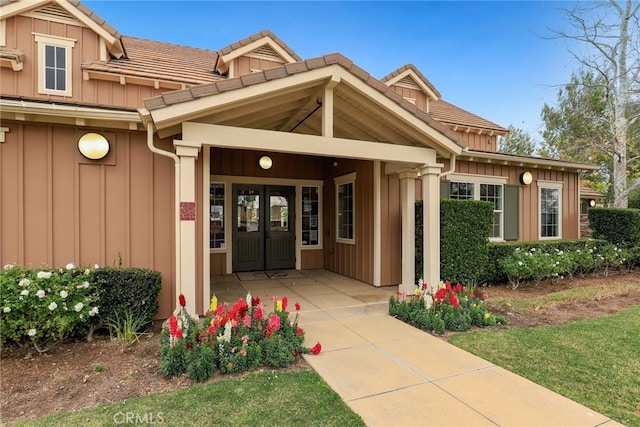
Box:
[440,199,493,285]
[589,208,640,248]
[91,268,161,331]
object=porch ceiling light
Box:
[519,171,533,185]
[259,155,273,170]
[78,132,110,160]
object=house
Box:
[0,0,598,318]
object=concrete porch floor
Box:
[211,269,622,427]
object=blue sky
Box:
[85,1,579,143]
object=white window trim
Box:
[209,182,226,252]
[448,173,507,241]
[300,185,323,249]
[33,33,76,96]
[334,172,356,245]
[0,20,6,47]
[537,180,563,240]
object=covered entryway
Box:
[232,184,296,271]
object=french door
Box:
[232,184,296,271]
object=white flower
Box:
[3,264,14,270]
[88,306,99,317]
[76,281,90,289]
[48,302,58,311]
[74,302,84,312]
[84,269,90,275]
[93,264,100,269]
[518,261,523,266]
[28,329,37,337]
[3,307,11,313]
[37,271,52,279]
[59,290,68,299]
[18,278,31,287]
[20,289,29,296]
[246,292,252,308]
[65,263,75,270]
[36,290,45,299]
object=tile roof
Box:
[429,99,507,133]
[381,63,441,99]
[216,29,302,62]
[143,52,466,147]
[82,36,222,85]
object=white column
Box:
[399,169,418,294]
[174,140,201,315]
[421,165,443,292]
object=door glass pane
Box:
[269,193,289,232]
[210,183,225,248]
[237,190,259,232]
[302,186,319,245]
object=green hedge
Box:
[589,208,640,248]
[91,268,162,330]
[486,239,610,284]
[440,199,493,285]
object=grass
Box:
[486,282,638,313]
[9,369,365,427]
[449,305,640,426]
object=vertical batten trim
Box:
[201,146,211,313]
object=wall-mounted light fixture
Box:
[519,171,533,185]
[589,199,596,208]
[259,155,272,170]
[78,132,110,160]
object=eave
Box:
[460,149,599,172]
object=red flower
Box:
[445,281,452,291]
[483,293,489,301]
[449,293,460,309]
[175,329,183,339]
[454,283,462,293]
[168,316,178,336]
[178,294,186,307]
[435,288,447,302]
[253,305,264,320]
[422,282,428,290]
[186,342,193,350]
[295,302,301,311]
[310,342,322,355]
[296,327,304,336]
[282,296,288,311]
[251,296,261,306]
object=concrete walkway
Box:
[211,270,623,427]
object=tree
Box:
[499,125,537,156]
[540,70,614,192]
[546,1,640,207]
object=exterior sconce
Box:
[589,199,596,208]
[519,171,533,185]
[259,155,272,170]
[78,132,110,160]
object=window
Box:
[210,183,225,249]
[480,184,503,239]
[34,33,75,96]
[449,182,474,200]
[539,184,562,239]
[447,175,508,241]
[301,186,320,246]
[335,173,355,243]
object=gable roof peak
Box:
[382,63,441,101]
[215,29,302,75]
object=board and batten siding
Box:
[0,121,177,319]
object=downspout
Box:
[439,150,462,179]
[145,122,181,314]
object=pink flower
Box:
[178,294,186,307]
[240,349,247,357]
[310,342,322,355]
[243,315,251,328]
[268,314,281,332]
[241,335,249,345]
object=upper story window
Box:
[334,173,356,244]
[34,33,75,96]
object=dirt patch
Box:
[2,271,639,424]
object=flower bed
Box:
[160,294,321,382]
[389,281,505,334]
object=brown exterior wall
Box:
[380,168,402,286]
[416,160,580,242]
[0,121,177,319]
[390,86,427,112]
[1,15,165,108]
[455,131,499,152]
[235,56,286,76]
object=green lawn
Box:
[449,305,640,426]
[10,369,365,427]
